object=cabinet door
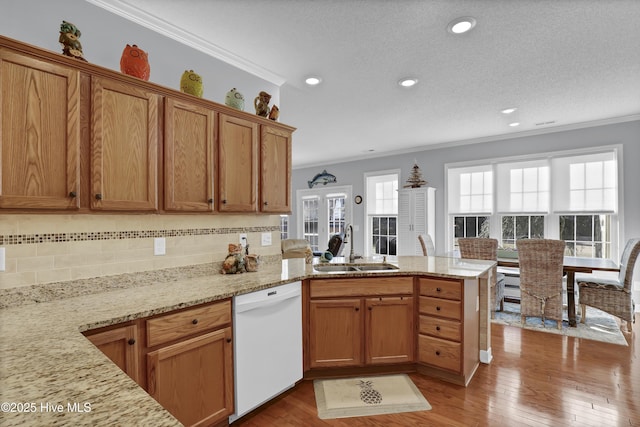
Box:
[0,50,80,209]
[218,114,257,212]
[164,98,215,211]
[366,296,414,364]
[85,324,140,385]
[309,299,362,368]
[260,125,292,213]
[91,77,158,210]
[147,327,234,427]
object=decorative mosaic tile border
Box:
[0,226,280,246]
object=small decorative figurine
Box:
[180,70,203,97]
[58,20,86,61]
[268,104,280,121]
[403,161,428,188]
[254,91,271,117]
[225,88,245,110]
[120,44,150,81]
[221,243,245,274]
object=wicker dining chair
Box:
[577,238,640,332]
[418,234,435,256]
[517,239,566,329]
[458,238,505,317]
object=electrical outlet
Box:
[261,232,272,246]
[0,247,5,271]
[239,233,248,247]
[154,238,166,256]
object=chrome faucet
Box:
[345,224,355,263]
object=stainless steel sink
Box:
[313,263,399,273]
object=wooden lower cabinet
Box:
[307,277,414,370]
[417,277,479,386]
[84,323,141,386]
[84,300,234,427]
[147,327,233,427]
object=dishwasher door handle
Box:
[235,288,300,314]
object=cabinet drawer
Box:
[146,300,231,347]
[419,296,461,321]
[418,277,461,300]
[310,277,413,298]
[419,335,461,373]
[419,315,461,342]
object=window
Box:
[560,215,611,258]
[365,171,399,256]
[280,215,289,240]
[296,186,352,254]
[445,146,621,260]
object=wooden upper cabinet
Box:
[218,113,258,212]
[260,125,292,213]
[0,49,80,210]
[91,76,158,211]
[164,98,215,212]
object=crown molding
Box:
[86,0,286,86]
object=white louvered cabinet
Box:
[397,187,436,256]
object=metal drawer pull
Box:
[192,319,198,325]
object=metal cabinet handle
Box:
[435,351,441,356]
[436,326,441,331]
[127,338,136,345]
[192,319,198,325]
[226,338,232,343]
[207,198,213,203]
[264,201,268,206]
[436,306,441,311]
[222,199,227,204]
[95,193,102,200]
[69,191,77,198]
[436,287,441,292]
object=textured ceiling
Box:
[91,0,640,168]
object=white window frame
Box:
[444,145,623,260]
[296,185,352,253]
[364,169,400,257]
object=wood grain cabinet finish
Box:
[260,125,292,213]
[91,76,158,211]
[0,49,80,209]
[307,277,414,369]
[147,327,233,427]
[164,97,215,212]
[218,113,258,212]
[417,277,479,386]
[84,324,141,386]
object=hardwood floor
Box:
[234,314,639,426]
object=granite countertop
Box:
[0,255,493,426]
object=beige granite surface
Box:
[0,256,493,426]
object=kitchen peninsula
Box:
[0,256,494,426]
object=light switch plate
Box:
[261,232,272,246]
[0,247,5,271]
[154,237,166,256]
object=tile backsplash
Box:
[0,214,282,289]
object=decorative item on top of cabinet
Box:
[180,69,203,97]
[0,49,81,210]
[254,90,271,117]
[268,104,280,121]
[58,20,86,61]
[404,161,428,188]
[120,44,150,81]
[225,87,245,110]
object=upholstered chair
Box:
[458,238,506,317]
[418,234,435,256]
[577,238,640,332]
[517,239,566,329]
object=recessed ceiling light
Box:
[447,17,477,34]
[305,76,322,86]
[501,107,518,114]
[508,122,520,127]
[398,78,418,87]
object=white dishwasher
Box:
[229,281,302,423]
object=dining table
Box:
[497,255,619,327]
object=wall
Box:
[291,120,640,306]
[0,0,283,290]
